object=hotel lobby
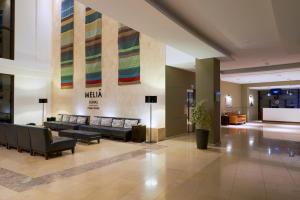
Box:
[0,0,300,199]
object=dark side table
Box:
[131,125,146,142]
[221,115,230,126]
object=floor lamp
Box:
[145,96,157,143]
[39,98,48,123]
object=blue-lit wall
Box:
[259,89,300,109]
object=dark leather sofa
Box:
[0,123,7,147]
[0,123,76,160]
[5,124,18,149]
[44,114,90,131]
[79,117,140,141]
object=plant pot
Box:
[195,129,209,149]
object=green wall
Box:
[195,58,220,145]
[165,66,195,137]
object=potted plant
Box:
[191,100,211,149]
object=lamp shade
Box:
[145,96,157,103]
[39,98,48,103]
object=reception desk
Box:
[263,108,300,123]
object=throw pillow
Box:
[69,116,78,123]
[90,117,101,125]
[62,115,70,122]
[57,114,63,121]
[112,119,124,128]
[100,118,113,127]
[47,129,53,143]
[124,119,139,129]
[77,116,87,124]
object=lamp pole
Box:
[150,103,152,143]
[39,98,48,125]
[42,103,45,123]
[145,96,157,143]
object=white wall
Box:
[0,0,53,125]
[51,2,166,135]
[14,0,52,69]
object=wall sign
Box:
[85,89,102,110]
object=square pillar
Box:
[195,58,220,145]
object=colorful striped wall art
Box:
[118,25,140,85]
[61,0,74,89]
[85,7,102,88]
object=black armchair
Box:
[16,125,32,153]
[29,126,76,160]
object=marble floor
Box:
[0,122,300,200]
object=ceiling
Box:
[249,85,300,90]
[165,46,195,70]
[147,0,300,70]
[221,66,300,84]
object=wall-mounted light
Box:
[249,95,254,107]
[267,92,271,97]
[225,94,232,107]
[226,144,232,153]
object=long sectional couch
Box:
[0,123,76,160]
[45,114,141,142]
[79,117,140,141]
[44,114,90,131]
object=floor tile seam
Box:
[258,149,268,200]
[282,157,300,189]
[227,156,240,200]
[16,149,149,192]
[167,154,228,195]
[8,145,157,178]
[1,147,156,193]
[277,150,299,188]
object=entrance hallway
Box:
[0,124,299,200]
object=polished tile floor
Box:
[0,122,300,200]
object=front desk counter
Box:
[263,108,300,123]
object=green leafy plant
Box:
[191,100,211,130]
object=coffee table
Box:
[59,130,101,144]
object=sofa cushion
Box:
[112,119,124,128]
[77,116,87,124]
[104,127,131,132]
[101,118,112,127]
[124,119,139,128]
[57,114,63,122]
[90,117,101,125]
[49,136,76,152]
[69,116,78,123]
[62,115,70,122]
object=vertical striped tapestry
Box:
[85,8,102,88]
[118,25,140,85]
[61,0,74,89]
